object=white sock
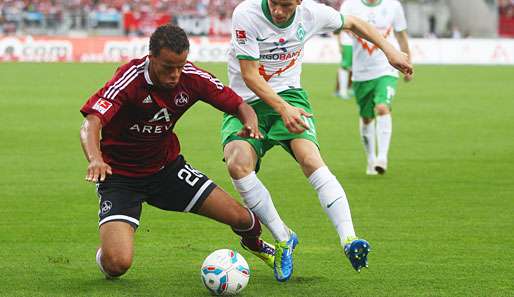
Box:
[232,172,290,242]
[359,118,376,164]
[308,166,356,246]
[337,68,350,96]
[376,114,392,161]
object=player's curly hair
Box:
[150,24,190,56]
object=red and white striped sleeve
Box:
[80,59,146,125]
[182,63,243,115]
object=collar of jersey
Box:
[143,56,153,85]
[261,0,296,29]
[361,0,382,7]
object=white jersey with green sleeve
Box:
[228,0,344,102]
[340,0,407,82]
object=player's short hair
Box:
[150,24,190,57]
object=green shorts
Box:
[221,88,319,168]
[352,75,398,119]
[340,45,353,70]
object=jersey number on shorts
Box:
[386,86,396,101]
[178,164,204,187]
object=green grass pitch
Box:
[0,62,513,297]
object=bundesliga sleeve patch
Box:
[235,30,247,44]
[92,98,113,114]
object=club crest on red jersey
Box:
[92,98,113,114]
[174,92,190,107]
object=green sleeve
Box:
[341,45,353,69]
[236,55,259,61]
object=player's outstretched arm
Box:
[235,102,263,140]
[239,59,311,134]
[80,114,112,182]
[343,15,413,76]
[394,30,413,82]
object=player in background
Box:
[335,31,354,99]
[222,0,412,281]
[80,24,275,279]
[340,0,413,175]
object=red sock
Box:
[232,210,263,251]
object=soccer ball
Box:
[200,249,250,295]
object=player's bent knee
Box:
[224,142,256,178]
[375,105,390,115]
[102,252,132,276]
[225,153,254,178]
[227,162,253,179]
[362,117,374,125]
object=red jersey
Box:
[81,56,242,177]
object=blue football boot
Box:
[274,231,299,282]
[344,238,371,272]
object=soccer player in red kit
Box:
[80,24,275,279]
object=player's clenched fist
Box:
[86,158,112,182]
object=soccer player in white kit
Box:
[221,0,412,281]
[336,30,354,99]
[340,0,413,175]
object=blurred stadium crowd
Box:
[0,0,343,36]
[499,0,514,36]
[499,0,514,18]
[1,0,512,37]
